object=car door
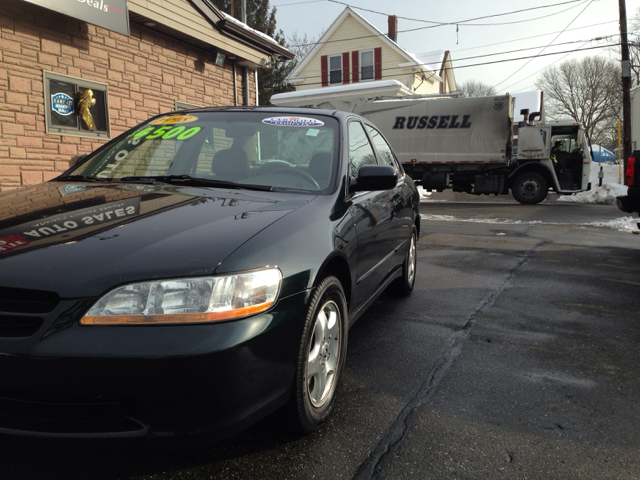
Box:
[364,123,414,257]
[347,120,397,309]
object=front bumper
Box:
[616,186,640,216]
[0,292,307,439]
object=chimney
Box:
[388,15,398,42]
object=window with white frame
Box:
[329,55,342,84]
[360,50,374,81]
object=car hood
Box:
[0,182,311,297]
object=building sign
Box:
[51,92,74,116]
[22,0,130,36]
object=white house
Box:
[284,7,456,96]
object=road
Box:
[2,194,639,479]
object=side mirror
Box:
[350,165,397,192]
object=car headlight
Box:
[80,268,282,325]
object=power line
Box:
[272,0,325,6]
[447,20,618,55]
[324,0,586,27]
[499,41,590,92]
[286,37,617,83]
[285,0,593,49]
[271,43,618,90]
[492,0,595,89]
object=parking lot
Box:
[2,195,639,480]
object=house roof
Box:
[286,6,443,82]
[129,0,293,63]
[217,11,293,59]
[403,51,446,75]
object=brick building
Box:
[0,0,292,192]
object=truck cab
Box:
[514,120,591,200]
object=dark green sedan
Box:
[0,107,419,439]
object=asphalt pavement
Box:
[1,192,639,479]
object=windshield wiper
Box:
[118,175,274,191]
[55,174,112,183]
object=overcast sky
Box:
[273,0,640,94]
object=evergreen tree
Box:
[210,0,294,105]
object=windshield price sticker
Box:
[262,116,324,127]
[128,125,202,141]
[150,115,199,125]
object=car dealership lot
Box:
[2,198,639,479]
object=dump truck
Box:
[271,90,593,204]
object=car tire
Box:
[389,225,417,296]
[511,172,549,204]
[290,275,348,434]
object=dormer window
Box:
[360,50,374,81]
[329,55,342,84]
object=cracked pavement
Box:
[2,200,639,479]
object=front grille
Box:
[0,286,60,314]
[0,315,44,337]
[0,390,146,435]
[0,287,59,337]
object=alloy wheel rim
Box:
[408,234,416,286]
[307,300,341,408]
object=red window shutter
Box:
[342,52,350,84]
[321,55,328,87]
[374,47,382,80]
[352,51,359,83]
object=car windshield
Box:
[69,111,340,194]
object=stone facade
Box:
[0,0,256,191]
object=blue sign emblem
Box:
[52,93,74,116]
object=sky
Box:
[272,0,640,94]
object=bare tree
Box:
[457,80,496,97]
[286,30,325,68]
[535,56,620,149]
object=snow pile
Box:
[557,163,626,204]
[421,214,541,225]
[583,217,640,233]
[420,213,639,233]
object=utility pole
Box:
[620,0,632,166]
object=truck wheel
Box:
[512,172,548,204]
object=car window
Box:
[348,121,377,177]
[71,112,340,194]
[365,125,400,173]
[95,134,182,179]
[194,128,234,176]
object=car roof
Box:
[165,105,358,122]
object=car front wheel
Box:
[389,225,417,296]
[291,275,348,434]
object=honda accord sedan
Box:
[0,107,419,439]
